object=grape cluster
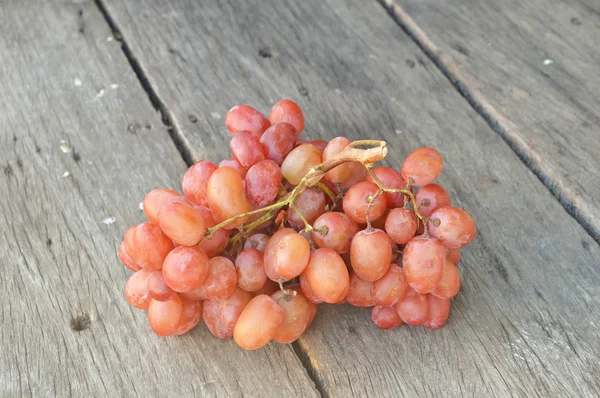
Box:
[118,99,476,349]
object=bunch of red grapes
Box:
[118,99,476,350]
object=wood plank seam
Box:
[95,0,195,166]
[377,0,600,245]
[93,1,326,394]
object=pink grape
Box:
[350,229,392,281]
[133,222,174,271]
[372,305,403,330]
[313,212,359,254]
[225,104,270,137]
[125,270,152,310]
[148,294,183,336]
[428,206,477,249]
[162,246,209,293]
[385,208,417,244]
[415,184,451,217]
[245,159,282,207]
[371,264,408,306]
[207,166,250,229]
[270,99,304,135]
[395,288,429,326]
[346,272,375,307]
[259,123,297,165]
[304,248,350,303]
[403,235,445,293]
[367,166,406,208]
[143,188,183,225]
[287,188,327,228]
[235,248,268,292]
[424,295,451,329]
[181,160,218,207]
[272,290,315,343]
[281,144,322,185]
[173,299,203,335]
[230,131,266,169]
[203,298,233,339]
[233,295,285,350]
[219,287,252,329]
[401,148,443,186]
[343,181,387,224]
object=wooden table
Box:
[2,0,599,396]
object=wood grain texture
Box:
[381,0,600,242]
[0,2,319,397]
[99,0,600,396]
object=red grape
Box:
[119,239,140,272]
[252,279,279,297]
[207,166,250,229]
[313,212,359,254]
[424,295,451,329]
[371,264,408,306]
[259,123,297,165]
[401,148,443,186]
[125,270,152,310]
[245,159,282,207]
[243,233,270,252]
[148,271,176,301]
[304,248,350,303]
[395,288,429,326]
[446,247,461,265]
[203,298,233,339]
[367,166,406,208]
[226,104,270,137]
[270,99,304,135]
[272,290,315,343]
[182,161,218,207]
[372,305,403,330]
[346,272,375,307]
[415,184,451,217]
[194,206,230,257]
[281,144,322,185]
[385,208,417,244]
[162,246,209,293]
[431,259,460,299]
[143,188,183,225]
[428,206,476,248]
[263,228,295,281]
[219,287,252,329]
[158,199,206,246]
[287,188,326,228]
[148,294,183,336]
[200,256,237,299]
[233,295,285,350]
[133,222,174,271]
[273,232,311,280]
[235,248,267,292]
[173,299,203,335]
[299,272,324,304]
[323,137,353,183]
[403,235,445,293]
[296,139,327,153]
[350,229,392,281]
[230,131,266,169]
[343,181,387,224]
[218,158,247,178]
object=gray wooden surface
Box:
[381,0,600,242]
[99,0,600,396]
[0,2,319,397]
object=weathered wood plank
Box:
[381,0,600,241]
[0,2,319,397]
[100,0,600,396]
